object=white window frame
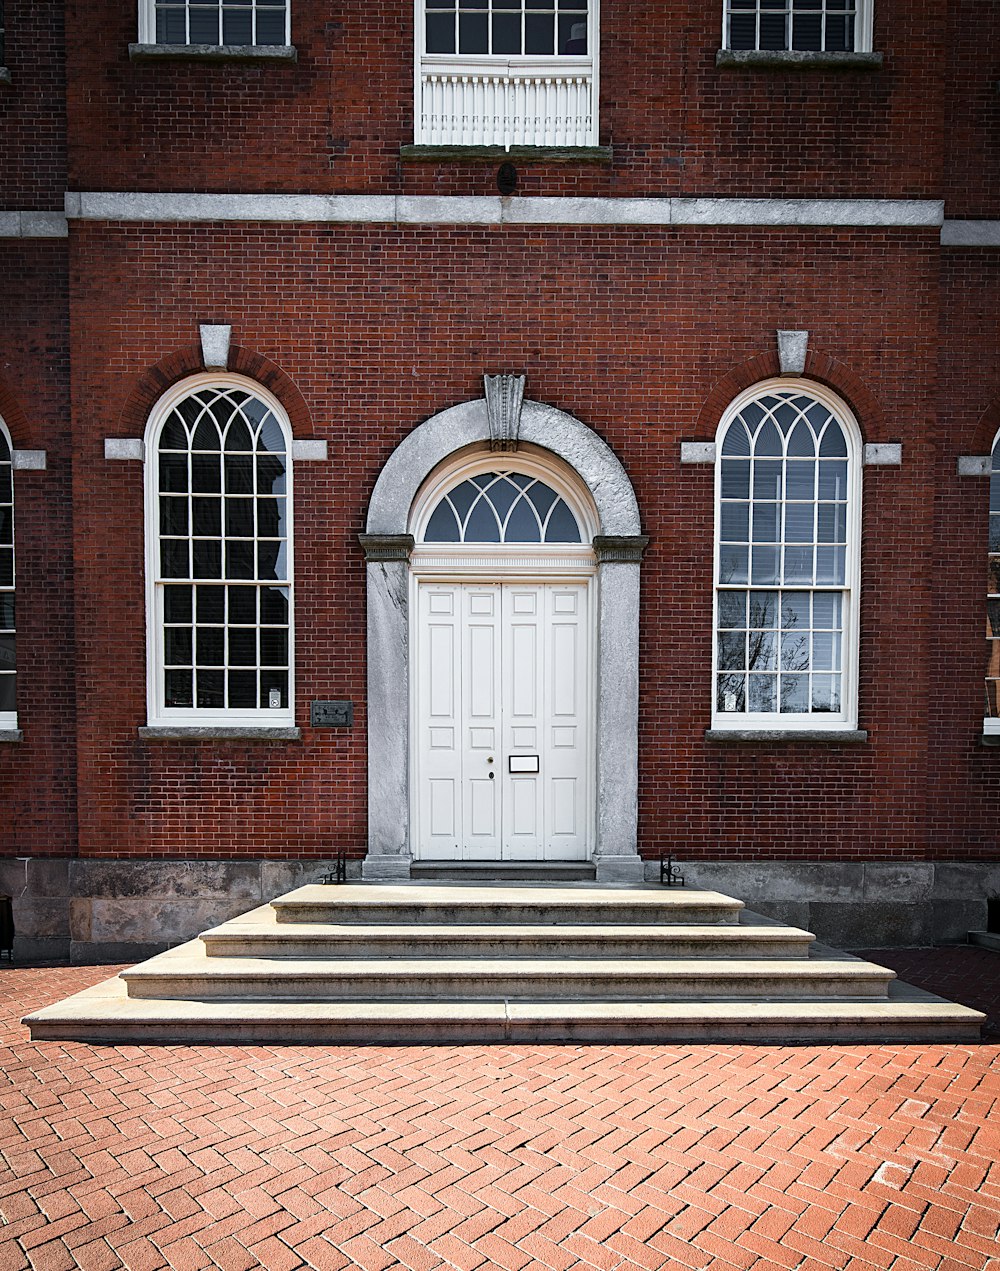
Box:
[721,0,874,54]
[138,0,291,46]
[0,416,15,729]
[414,0,600,148]
[711,378,862,733]
[144,373,295,729]
[985,430,1000,736]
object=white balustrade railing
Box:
[417,59,596,148]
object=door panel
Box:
[415,580,590,860]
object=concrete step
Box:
[410,861,596,881]
[122,951,894,1001]
[24,971,985,1045]
[201,919,816,961]
[271,883,744,927]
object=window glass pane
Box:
[425,501,462,542]
[780,674,808,712]
[192,497,222,537]
[718,631,746,670]
[0,634,14,674]
[718,591,747,628]
[191,455,221,493]
[260,628,289,665]
[261,586,289,624]
[226,541,256,579]
[225,455,254,494]
[752,461,782,500]
[222,9,253,43]
[558,13,587,53]
[196,585,225,623]
[257,455,286,495]
[228,670,258,708]
[257,541,286,581]
[164,585,193,624]
[228,629,257,665]
[229,585,257,624]
[748,675,777,712]
[226,418,254,451]
[193,540,222,578]
[717,675,746,713]
[160,497,189,536]
[721,460,750,499]
[458,11,488,52]
[505,499,542,543]
[165,669,193,708]
[195,669,225,709]
[260,670,288,709]
[196,628,225,666]
[157,9,189,43]
[165,627,193,665]
[464,498,502,542]
[0,593,14,629]
[225,498,255,537]
[426,11,456,52]
[492,11,521,53]
[160,453,189,493]
[161,540,190,579]
[189,8,221,42]
[543,500,581,543]
[256,10,287,44]
[525,13,554,53]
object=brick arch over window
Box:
[695,351,883,443]
[0,377,32,449]
[360,396,647,884]
[971,401,1000,456]
[118,345,312,441]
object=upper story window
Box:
[0,420,15,726]
[985,435,1000,733]
[724,0,873,53]
[139,1,289,46]
[713,383,861,730]
[416,0,598,148]
[146,377,293,727]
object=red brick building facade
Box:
[1,0,998,960]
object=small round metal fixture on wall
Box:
[497,162,517,196]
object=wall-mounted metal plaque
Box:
[508,754,539,774]
[311,700,354,728]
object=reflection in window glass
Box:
[423,472,581,544]
[725,0,857,53]
[425,0,588,56]
[716,390,854,720]
[155,386,291,713]
[152,2,288,46]
[987,437,1000,722]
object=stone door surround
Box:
[360,395,647,883]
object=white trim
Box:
[12,450,47,471]
[0,417,16,730]
[711,378,863,733]
[143,371,295,728]
[65,191,946,228]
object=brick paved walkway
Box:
[1,954,999,1271]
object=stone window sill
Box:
[0,68,12,86]
[979,732,1000,747]
[128,44,297,63]
[705,728,868,743]
[0,729,24,743]
[716,49,883,71]
[400,144,612,165]
[138,725,301,741]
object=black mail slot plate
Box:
[509,755,539,774]
[311,700,353,728]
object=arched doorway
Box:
[360,394,647,882]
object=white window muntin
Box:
[138,1,290,46]
[0,418,15,727]
[985,432,1000,734]
[712,379,862,731]
[144,374,294,727]
[722,0,873,53]
[415,0,599,147]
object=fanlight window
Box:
[154,384,291,717]
[423,471,582,544]
[716,389,856,721]
[0,422,14,720]
[986,436,1000,727]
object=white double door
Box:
[415,580,592,861]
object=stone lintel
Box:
[105,438,144,461]
[706,729,869,743]
[128,43,297,62]
[863,443,902,465]
[138,726,301,741]
[12,450,47,471]
[680,441,716,464]
[0,730,24,742]
[200,323,231,369]
[716,49,883,71]
[958,455,991,476]
[359,533,415,563]
[777,329,808,374]
[400,144,613,165]
[291,439,328,461]
[593,535,649,564]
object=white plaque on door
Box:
[508,755,540,774]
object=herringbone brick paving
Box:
[1,953,999,1271]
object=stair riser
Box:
[123,974,893,1001]
[27,1018,983,1045]
[202,936,812,959]
[272,904,741,926]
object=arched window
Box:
[423,470,582,544]
[986,434,1000,733]
[146,378,293,725]
[714,382,861,729]
[0,419,15,725]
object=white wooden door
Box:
[415,580,590,860]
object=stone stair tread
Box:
[124,953,894,982]
[201,919,815,942]
[272,883,744,911]
[24,970,986,1044]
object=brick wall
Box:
[0,1,67,209]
